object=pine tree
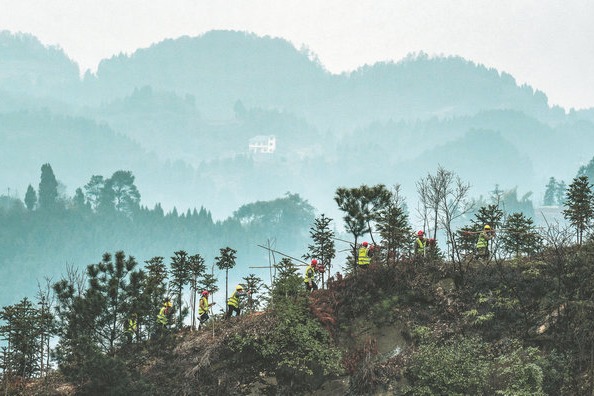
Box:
[456,225,479,257]
[72,187,87,211]
[375,186,411,264]
[335,187,366,270]
[53,251,142,371]
[500,212,543,258]
[303,214,336,287]
[53,255,146,393]
[556,180,567,206]
[187,253,206,329]
[122,267,146,341]
[169,251,191,329]
[335,185,392,272]
[474,204,505,230]
[52,266,91,380]
[578,156,594,182]
[268,258,302,306]
[563,176,594,245]
[36,279,55,378]
[84,175,105,212]
[242,274,264,312]
[143,256,168,337]
[544,177,558,206]
[108,170,141,217]
[0,298,41,379]
[91,252,141,352]
[215,247,237,304]
[38,163,58,211]
[24,184,37,211]
[335,184,391,244]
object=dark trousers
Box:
[226,305,240,319]
[476,247,489,259]
[306,282,318,292]
[198,312,209,328]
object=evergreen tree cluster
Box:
[544,176,567,206]
[0,164,315,306]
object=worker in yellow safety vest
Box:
[476,225,495,259]
[304,259,319,292]
[414,230,427,257]
[198,290,215,329]
[125,313,138,342]
[225,285,249,319]
[357,241,373,270]
[156,298,173,328]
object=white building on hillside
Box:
[249,135,276,154]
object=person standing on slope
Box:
[225,285,249,319]
[357,241,373,270]
[414,230,427,257]
[125,313,138,342]
[198,290,215,329]
[304,259,319,292]
[155,298,174,338]
[476,225,495,259]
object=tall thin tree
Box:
[188,254,206,330]
[38,163,58,211]
[24,184,37,211]
[563,175,594,245]
[215,247,237,304]
[375,185,411,264]
[169,251,191,329]
[303,214,336,287]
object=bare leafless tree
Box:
[417,166,473,263]
[416,170,446,240]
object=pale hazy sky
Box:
[1,0,593,110]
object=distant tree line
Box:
[0,163,315,306]
[543,155,594,207]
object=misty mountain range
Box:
[2,28,594,221]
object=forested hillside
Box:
[0,163,315,306]
[3,177,594,395]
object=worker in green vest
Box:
[357,242,372,270]
[414,230,427,257]
[304,259,319,292]
[156,298,173,328]
[125,313,138,343]
[476,225,495,259]
[225,285,249,319]
[198,290,215,330]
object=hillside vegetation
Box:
[6,240,594,395]
[3,175,594,395]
